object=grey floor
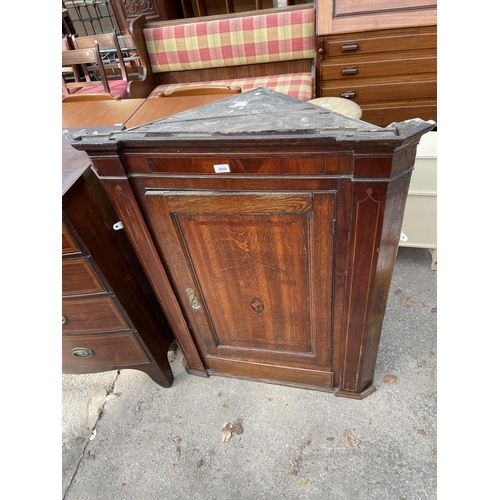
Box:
[62,246,437,500]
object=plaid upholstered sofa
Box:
[127,4,316,101]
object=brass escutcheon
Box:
[186,288,201,310]
[71,348,94,358]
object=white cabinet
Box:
[400,130,437,269]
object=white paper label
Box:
[214,164,231,173]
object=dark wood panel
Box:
[95,176,207,374]
[62,224,80,254]
[143,189,335,371]
[62,258,106,296]
[108,0,182,34]
[62,332,149,368]
[208,357,335,389]
[63,170,174,359]
[146,156,324,174]
[62,296,129,334]
[62,162,175,387]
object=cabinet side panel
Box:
[358,172,412,390]
[97,176,207,373]
[339,182,387,393]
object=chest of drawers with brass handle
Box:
[62,158,175,387]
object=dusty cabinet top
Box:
[66,88,435,152]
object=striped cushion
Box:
[144,8,315,73]
[149,73,313,101]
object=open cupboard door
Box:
[144,190,337,389]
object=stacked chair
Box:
[62,32,130,101]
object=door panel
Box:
[145,190,336,374]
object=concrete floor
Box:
[62,246,437,500]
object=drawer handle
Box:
[62,316,67,325]
[340,91,357,99]
[341,42,358,52]
[71,348,94,358]
[342,67,358,76]
[186,288,201,310]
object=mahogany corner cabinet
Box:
[67,88,434,399]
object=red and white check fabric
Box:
[144,8,315,73]
[149,73,313,101]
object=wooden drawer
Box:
[320,77,437,104]
[322,31,436,60]
[62,224,80,254]
[62,296,129,334]
[62,258,106,296]
[135,155,324,175]
[62,332,149,369]
[320,51,436,81]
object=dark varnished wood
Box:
[68,88,434,397]
[108,0,181,35]
[63,333,150,369]
[144,190,334,373]
[62,258,106,296]
[62,150,175,387]
[62,296,129,333]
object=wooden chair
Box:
[71,32,128,82]
[62,35,76,79]
[62,41,129,99]
[189,1,266,17]
[62,93,122,103]
[159,86,242,97]
[117,35,143,80]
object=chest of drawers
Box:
[317,25,437,127]
[62,139,175,387]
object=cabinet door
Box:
[145,190,337,383]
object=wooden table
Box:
[62,99,145,128]
[62,95,230,130]
[123,95,232,128]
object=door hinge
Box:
[330,348,333,359]
[332,219,337,236]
